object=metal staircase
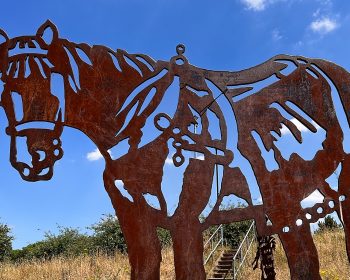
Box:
[205,221,256,280]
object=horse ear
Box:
[36,20,59,45]
[0,29,9,45]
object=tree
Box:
[0,221,13,261]
[89,214,127,255]
[316,215,341,233]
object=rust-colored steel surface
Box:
[1,21,350,279]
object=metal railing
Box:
[230,221,256,279]
[203,224,224,265]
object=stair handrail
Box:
[230,220,256,279]
[203,224,224,265]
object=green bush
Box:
[316,215,341,233]
[0,221,13,261]
[89,214,127,255]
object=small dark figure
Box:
[253,236,276,280]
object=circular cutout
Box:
[23,168,30,176]
[176,44,185,55]
[296,219,303,226]
[173,127,181,134]
[306,213,312,220]
[328,200,335,208]
[54,149,60,156]
[317,207,323,214]
[154,113,172,131]
[53,139,59,145]
[339,195,346,202]
[176,58,184,65]
[282,226,290,233]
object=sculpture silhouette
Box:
[1,21,350,279]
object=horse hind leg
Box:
[338,157,350,263]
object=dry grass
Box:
[238,229,350,280]
[0,230,348,279]
[0,247,176,280]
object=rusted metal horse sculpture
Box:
[1,21,350,279]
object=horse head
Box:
[0,21,64,181]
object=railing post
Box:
[221,224,224,247]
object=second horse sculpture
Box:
[0,21,349,279]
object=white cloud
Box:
[280,118,320,135]
[165,156,174,165]
[241,0,267,11]
[300,189,324,208]
[310,17,338,34]
[86,148,111,161]
[272,29,282,41]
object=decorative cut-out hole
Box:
[325,162,341,192]
[194,152,204,160]
[306,213,312,220]
[186,85,209,97]
[173,127,180,134]
[38,167,49,176]
[51,73,65,120]
[76,47,92,65]
[108,51,122,71]
[297,58,307,64]
[275,60,298,76]
[282,226,290,233]
[251,130,279,171]
[339,195,346,202]
[23,168,30,176]
[230,75,280,102]
[317,207,323,214]
[181,135,195,144]
[114,180,134,202]
[328,200,335,208]
[175,58,184,65]
[306,68,318,79]
[124,55,143,76]
[173,142,181,147]
[109,138,130,160]
[37,150,46,161]
[54,149,60,156]
[143,193,161,210]
[138,87,157,116]
[115,101,139,136]
[296,219,303,226]
[136,55,154,71]
[34,57,47,78]
[11,91,23,121]
[156,115,171,130]
[117,69,168,115]
[207,109,221,140]
[219,194,248,210]
[300,189,324,209]
[64,47,80,89]
[53,139,59,145]
[43,58,54,68]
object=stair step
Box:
[218,260,232,265]
[214,269,230,273]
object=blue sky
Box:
[0,0,349,249]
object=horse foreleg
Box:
[278,226,321,280]
[171,221,206,280]
[120,212,162,280]
[103,171,162,280]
